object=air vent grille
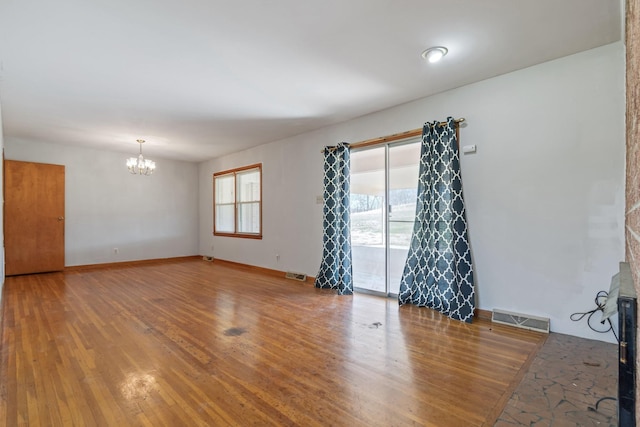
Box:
[492,309,550,333]
[285,271,307,282]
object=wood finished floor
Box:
[0,259,546,426]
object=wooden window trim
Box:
[213,163,262,239]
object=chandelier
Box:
[126,139,156,175]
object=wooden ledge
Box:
[210,258,316,284]
[64,255,201,272]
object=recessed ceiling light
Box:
[421,46,448,63]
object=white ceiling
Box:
[0,0,622,162]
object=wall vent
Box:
[285,271,307,282]
[492,309,550,333]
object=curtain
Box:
[315,143,353,295]
[398,117,475,322]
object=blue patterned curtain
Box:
[398,117,475,322]
[315,143,353,295]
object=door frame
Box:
[351,136,421,297]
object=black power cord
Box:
[588,396,617,413]
[571,290,619,416]
[570,290,619,342]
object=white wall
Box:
[199,42,626,342]
[5,139,199,266]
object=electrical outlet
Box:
[114,248,119,254]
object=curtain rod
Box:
[322,117,465,152]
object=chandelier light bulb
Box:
[126,139,156,175]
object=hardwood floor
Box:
[0,258,546,426]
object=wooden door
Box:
[4,160,65,275]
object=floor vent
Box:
[203,256,213,262]
[492,309,550,333]
[285,271,307,282]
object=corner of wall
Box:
[0,93,5,307]
[624,0,640,420]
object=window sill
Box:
[213,232,263,240]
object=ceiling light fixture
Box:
[126,139,156,176]
[421,46,448,63]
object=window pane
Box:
[215,175,235,204]
[213,165,262,238]
[237,169,260,202]
[215,204,235,232]
[237,202,260,233]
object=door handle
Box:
[58,216,64,221]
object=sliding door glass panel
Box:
[350,147,386,293]
[388,141,420,295]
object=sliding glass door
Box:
[350,147,386,292]
[387,142,420,294]
[350,139,420,296]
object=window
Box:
[213,164,262,239]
